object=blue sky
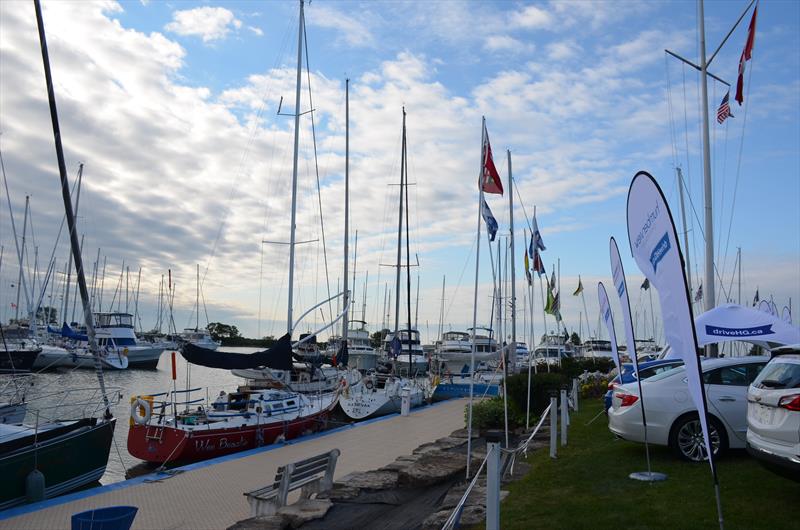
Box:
[0,0,797,344]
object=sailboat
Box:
[127,0,346,464]
[178,265,220,351]
[338,108,428,420]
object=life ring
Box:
[364,379,374,391]
[131,397,151,425]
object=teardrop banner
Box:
[610,236,665,481]
[626,171,722,524]
[597,282,623,380]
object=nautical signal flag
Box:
[481,198,498,242]
[529,215,546,255]
[695,283,703,302]
[717,92,733,124]
[573,277,584,296]
[481,124,503,195]
[641,277,650,290]
[735,5,758,106]
[524,248,533,286]
[753,288,759,306]
[532,249,546,276]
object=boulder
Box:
[336,469,399,491]
[277,499,332,529]
[397,449,477,487]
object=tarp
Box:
[695,303,800,349]
[180,333,293,370]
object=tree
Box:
[206,322,240,341]
[36,306,58,324]
[570,332,581,346]
[371,329,389,348]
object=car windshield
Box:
[753,357,800,389]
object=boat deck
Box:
[0,398,468,530]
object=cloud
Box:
[247,26,263,37]
[484,35,535,54]
[546,39,581,60]
[305,4,374,47]
[165,6,242,43]
[511,5,553,29]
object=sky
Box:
[0,0,798,346]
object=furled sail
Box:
[181,333,293,370]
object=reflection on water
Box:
[1,347,257,484]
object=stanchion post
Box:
[560,388,568,446]
[486,430,502,530]
[549,393,557,459]
[572,378,579,412]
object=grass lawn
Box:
[499,398,800,529]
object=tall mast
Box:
[62,164,83,324]
[34,0,108,410]
[196,263,200,330]
[404,112,413,375]
[14,196,29,321]
[286,0,305,335]
[341,78,350,342]
[698,0,716,356]
[676,167,693,297]
[393,109,406,336]
[437,275,446,343]
[507,150,516,377]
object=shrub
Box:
[505,371,569,416]
[466,396,526,430]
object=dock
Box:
[1,398,468,529]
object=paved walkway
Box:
[2,399,468,530]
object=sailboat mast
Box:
[34,0,108,410]
[286,0,305,335]
[698,0,717,356]
[404,114,413,374]
[62,165,83,324]
[507,150,516,377]
[196,264,200,330]
[393,109,405,337]
[14,196,29,322]
[341,78,350,342]
[676,167,693,297]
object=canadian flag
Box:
[480,124,503,195]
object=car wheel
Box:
[669,413,728,462]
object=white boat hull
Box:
[32,346,128,370]
[339,379,425,420]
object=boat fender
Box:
[256,406,263,414]
[122,347,129,357]
[131,397,151,425]
[25,469,45,503]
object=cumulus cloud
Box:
[306,4,374,47]
[165,6,242,43]
[484,35,535,53]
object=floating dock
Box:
[1,398,468,529]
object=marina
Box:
[0,0,798,528]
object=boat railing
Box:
[24,385,123,421]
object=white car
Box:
[608,356,769,461]
[746,350,800,478]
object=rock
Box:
[397,449,477,487]
[457,504,486,527]
[227,515,288,530]
[433,436,469,450]
[277,499,332,529]
[449,428,478,439]
[316,483,360,500]
[381,453,422,471]
[502,461,531,483]
[420,510,452,530]
[336,469,399,490]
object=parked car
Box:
[603,359,684,412]
[608,356,769,461]
[746,348,800,480]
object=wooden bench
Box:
[244,449,340,517]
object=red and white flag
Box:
[717,92,733,124]
[480,124,503,195]
[735,5,758,106]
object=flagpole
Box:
[466,118,486,478]
[538,269,549,373]
[505,149,516,448]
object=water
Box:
[1,347,258,484]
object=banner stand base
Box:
[629,471,667,482]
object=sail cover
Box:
[181,333,293,370]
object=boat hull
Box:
[0,418,115,510]
[431,381,500,400]
[0,349,40,373]
[339,383,425,420]
[32,348,128,370]
[127,409,331,464]
[125,346,166,369]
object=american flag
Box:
[717,92,733,124]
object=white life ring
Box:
[364,379,374,391]
[131,398,151,425]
